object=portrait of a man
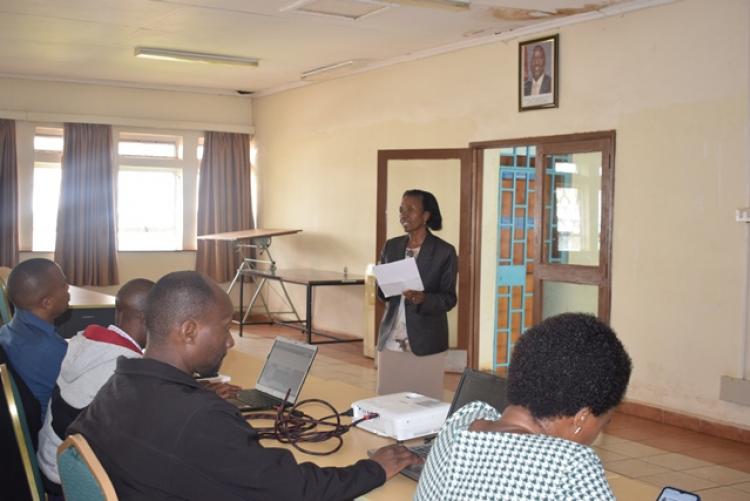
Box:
[523,45,552,96]
[519,35,558,110]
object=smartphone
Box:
[657,486,701,501]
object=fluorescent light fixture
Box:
[301,60,357,80]
[134,47,259,67]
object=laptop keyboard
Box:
[410,444,432,458]
[237,390,282,409]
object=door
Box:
[473,132,615,373]
[375,149,476,366]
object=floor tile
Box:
[592,433,631,447]
[638,471,718,491]
[695,486,750,501]
[683,446,750,465]
[593,446,629,463]
[639,436,709,453]
[734,482,750,494]
[684,465,750,485]
[596,439,667,458]
[603,458,671,478]
[642,453,714,471]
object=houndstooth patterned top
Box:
[414,401,615,501]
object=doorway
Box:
[375,149,477,367]
[472,131,615,373]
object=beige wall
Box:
[254,0,750,427]
[4,78,254,300]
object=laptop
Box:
[400,368,508,481]
[228,337,318,412]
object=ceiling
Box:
[0,0,661,96]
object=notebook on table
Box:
[228,337,318,412]
[401,368,508,481]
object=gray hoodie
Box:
[37,325,142,484]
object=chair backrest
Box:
[0,270,13,325]
[58,434,119,501]
[0,363,45,501]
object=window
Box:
[32,163,62,251]
[32,127,63,251]
[116,132,185,251]
[29,126,200,252]
[197,136,204,160]
[118,132,180,159]
[117,167,183,251]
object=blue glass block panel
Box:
[497,265,526,286]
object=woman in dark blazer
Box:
[376,189,457,400]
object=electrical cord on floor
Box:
[244,395,378,456]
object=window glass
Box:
[118,133,179,159]
[118,168,183,251]
[32,163,62,251]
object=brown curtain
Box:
[55,123,118,286]
[0,120,19,267]
[196,131,254,282]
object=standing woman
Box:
[376,189,457,400]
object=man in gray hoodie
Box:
[36,278,155,492]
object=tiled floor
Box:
[230,324,750,500]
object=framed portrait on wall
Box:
[519,34,559,111]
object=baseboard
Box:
[617,400,750,445]
[720,376,750,406]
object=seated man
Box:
[37,278,155,491]
[0,258,70,421]
[69,271,419,500]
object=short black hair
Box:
[507,313,632,419]
[403,189,443,231]
[145,271,218,343]
[116,278,155,316]
[6,258,59,309]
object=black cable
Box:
[244,396,378,456]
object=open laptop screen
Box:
[448,368,508,417]
[255,338,317,402]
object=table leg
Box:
[239,272,244,337]
[306,283,313,344]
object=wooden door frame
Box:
[375,149,476,366]
[469,130,616,368]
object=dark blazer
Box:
[377,232,457,356]
[523,74,552,96]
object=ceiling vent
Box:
[282,0,391,20]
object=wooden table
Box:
[220,349,661,500]
[55,285,116,338]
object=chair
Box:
[0,363,46,501]
[58,434,118,501]
[0,268,13,325]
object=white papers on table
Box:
[373,257,424,298]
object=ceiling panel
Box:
[0,0,652,93]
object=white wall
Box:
[2,77,254,299]
[254,0,750,427]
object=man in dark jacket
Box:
[69,271,418,501]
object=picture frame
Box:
[519,34,559,111]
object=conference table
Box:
[55,285,116,338]
[220,349,661,500]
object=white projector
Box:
[351,392,450,441]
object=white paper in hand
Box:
[373,257,424,297]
